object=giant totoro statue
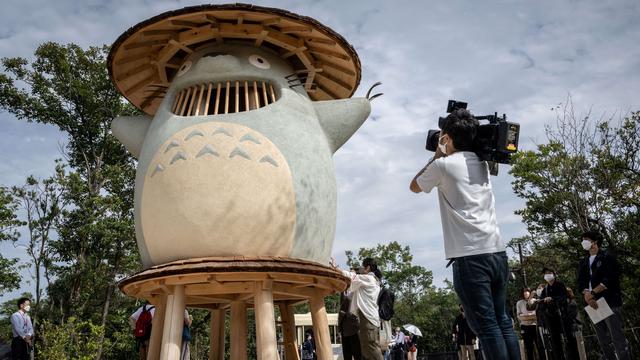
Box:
[108,4,379,269]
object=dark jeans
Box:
[594,306,631,360]
[342,333,362,360]
[11,337,29,360]
[452,251,521,360]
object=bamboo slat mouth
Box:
[172,79,278,116]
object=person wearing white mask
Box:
[10,297,34,360]
[540,267,578,360]
[410,109,519,360]
[577,231,630,360]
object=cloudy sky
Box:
[1,0,639,303]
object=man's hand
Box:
[588,299,599,310]
[593,283,607,294]
[544,297,552,303]
[584,292,594,303]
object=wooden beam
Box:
[278,302,300,360]
[170,19,202,28]
[195,83,205,116]
[204,82,213,115]
[148,295,166,360]
[255,30,269,46]
[114,63,155,82]
[317,60,356,76]
[124,39,169,50]
[254,281,278,360]
[316,72,352,91]
[310,294,332,360]
[124,74,157,95]
[280,25,312,34]
[214,82,221,115]
[209,309,226,360]
[230,301,248,360]
[160,285,185,360]
[114,53,150,66]
[261,17,282,26]
[309,48,349,60]
[142,29,179,37]
[301,36,337,46]
[168,39,193,54]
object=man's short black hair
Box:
[17,297,30,309]
[441,109,479,151]
[542,266,556,274]
[582,230,603,247]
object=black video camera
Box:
[425,100,520,174]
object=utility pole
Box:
[518,243,528,287]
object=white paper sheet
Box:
[584,297,614,324]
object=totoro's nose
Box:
[196,54,242,73]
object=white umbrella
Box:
[403,324,422,336]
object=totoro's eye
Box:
[248,55,270,69]
[176,61,192,77]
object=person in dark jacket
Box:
[540,267,578,360]
[339,291,362,360]
[453,305,476,360]
[577,230,631,360]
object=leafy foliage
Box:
[508,101,640,355]
[344,242,459,353]
[39,317,105,360]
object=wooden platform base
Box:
[119,257,349,360]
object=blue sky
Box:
[1,0,640,304]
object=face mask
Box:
[581,240,592,251]
[438,135,448,154]
[544,274,555,282]
[24,305,30,312]
[536,288,542,297]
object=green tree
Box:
[0,42,141,359]
[508,101,640,355]
[10,169,66,332]
[344,242,460,353]
[345,241,433,301]
[0,186,21,295]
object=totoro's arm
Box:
[313,98,371,153]
[111,116,152,159]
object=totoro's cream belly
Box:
[140,122,296,264]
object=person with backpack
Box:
[333,257,383,360]
[339,291,362,360]
[129,303,155,360]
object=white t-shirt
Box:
[417,151,504,259]
[341,270,381,327]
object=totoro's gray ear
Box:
[313,98,371,153]
[111,116,152,158]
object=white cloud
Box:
[1,0,639,302]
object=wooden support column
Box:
[209,308,226,360]
[309,293,332,360]
[254,280,278,360]
[148,295,167,360]
[160,285,185,360]
[278,302,300,360]
[230,301,248,360]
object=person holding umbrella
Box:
[403,324,421,360]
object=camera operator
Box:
[409,109,520,360]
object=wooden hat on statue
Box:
[108,3,362,115]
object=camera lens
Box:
[426,130,441,152]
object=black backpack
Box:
[377,287,395,321]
